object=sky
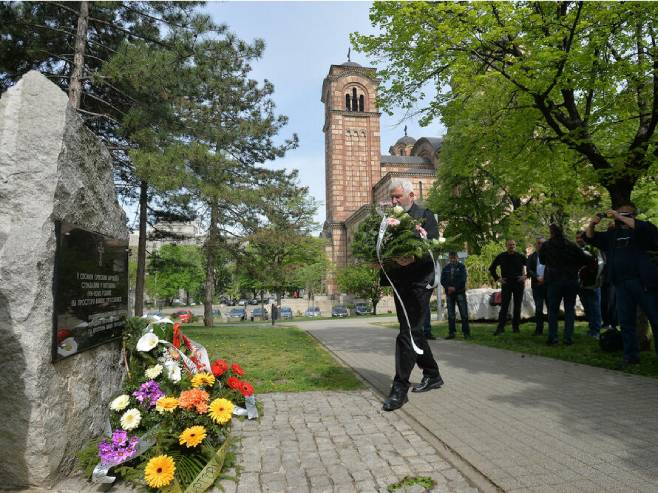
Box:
[202,1,446,228]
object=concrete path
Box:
[298,317,658,493]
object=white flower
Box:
[392,205,404,214]
[145,364,163,379]
[439,237,447,243]
[110,394,130,412]
[386,217,401,227]
[164,361,181,383]
[136,332,159,352]
[120,408,141,431]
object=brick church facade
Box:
[321,60,442,295]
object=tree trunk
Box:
[69,1,89,109]
[134,181,148,317]
[204,202,219,327]
[372,299,378,316]
[605,178,634,208]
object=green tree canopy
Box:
[336,265,387,315]
[146,244,204,304]
[353,2,658,207]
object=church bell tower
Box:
[321,57,381,295]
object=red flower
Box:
[240,381,254,397]
[211,359,229,377]
[172,323,182,348]
[227,377,240,390]
[231,363,245,376]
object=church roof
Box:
[395,135,416,146]
[341,61,362,67]
[381,155,430,165]
[412,137,443,153]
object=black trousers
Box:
[497,281,525,331]
[392,282,440,390]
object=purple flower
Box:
[132,380,164,408]
[98,429,139,466]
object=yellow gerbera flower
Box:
[208,398,234,425]
[155,396,178,413]
[144,455,175,488]
[191,372,216,388]
[179,425,207,448]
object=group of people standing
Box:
[378,177,658,412]
[489,203,658,367]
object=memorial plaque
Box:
[52,221,129,361]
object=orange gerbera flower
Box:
[227,376,240,390]
[239,381,254,397]
[231,363,245,376]
[178,388,210,414]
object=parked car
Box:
[331,305,349,318]
[248,298,259,305]
[354,303,373,316]
[304,307,321,317]
[145,311,163,318]
[225,299,236,306]
[252,307,269,320]
[212,308,221,317]
[228,307,246,321]
[238,299,248,306]
[173,310,193,323]
[279,307,293,320]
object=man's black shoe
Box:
[463,334,471,340]
[411,375,444,393]
[493,329,505,336]
[425,333,437,340]
[382,387,409,411]
[546,340,559,346]
[445,334,456,340]
[512,328,520,333]
[533,330,543,336]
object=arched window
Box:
[344,87,366,112]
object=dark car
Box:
[252,307,269,320]
[331,305,349,318]
[248,298,259,305]
[279,307,293,319]
[304,307,321,317]
[228,307,246,321]
[354,303,373,316]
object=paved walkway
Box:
[225,390,477,493]
[298,317,658,493]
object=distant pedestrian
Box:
[585,204,658,367]
[527,237,547,336]
[575,231,604,338]
[440,252,470,339]
[489,239,527,335]
[539,224,590,346]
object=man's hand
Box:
[590,214,602,226]
[518,275,527,283]
[447,286,455,294]
[394,256,415,267]
[537,276,544,285]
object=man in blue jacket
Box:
[585,203,658,367]
[441,252,470,339]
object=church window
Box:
[359,95,364,112]
[345,94,351,111]
[345,86,366,112]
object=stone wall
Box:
[0,71,127,488]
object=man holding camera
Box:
[585,204,658,366]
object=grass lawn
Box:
[380,320,658,379]
[183,325,363,393]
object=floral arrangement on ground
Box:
[78,316,258,492]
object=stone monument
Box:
[0,71,128,488]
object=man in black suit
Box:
[527,237,546,336]
[381,178,444,412]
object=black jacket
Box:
[381,202,439,287]
[526,252,545,290]
[489,251,527,282]
[441,262,467,294]
[586,219,658,289]
[538,237,589,283]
